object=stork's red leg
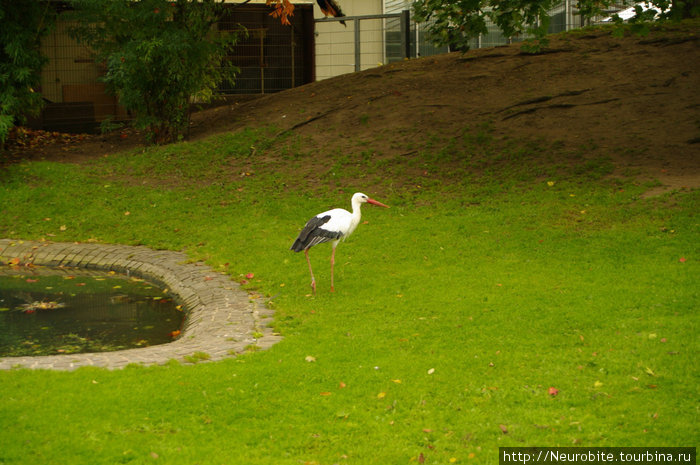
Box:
[330,245,336,292]
[305,248,316,293]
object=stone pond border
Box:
[0,239,281,370]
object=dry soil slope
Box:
[194,23,700,192]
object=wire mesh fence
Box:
[441,0,636,49]
[217,4,314,94]
[314,12,410,80]
[35,18,124,133]
[31,4,317,133]
[313,0,635,77]
[29,1,638,133]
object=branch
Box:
[227,0,255,9]
[276,109,337,137]
[502,98,620,120]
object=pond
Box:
[0,267,185,357]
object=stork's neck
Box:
[346,198,364,236]
[350,197,364,218]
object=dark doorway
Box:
[219,4,315,94]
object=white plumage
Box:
[290,192,389,293]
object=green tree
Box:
[413,0,699,53]
[70,0,240,144]
[0,0,53,147]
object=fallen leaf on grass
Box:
[645,367,655,377]
[377,392,386,399]
[548,387,559,396]
[499,424,508,434]
[320,392,332,396]
[305,355,316,362]
[427,368,435,375]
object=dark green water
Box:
[0,268,185,357]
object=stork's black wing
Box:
[290,215,344,252]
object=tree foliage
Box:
[70,0,240,144]
[268,0,296,25]
[413,0,699,53]
[0,0,53,146]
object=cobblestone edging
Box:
[0,239,281,370]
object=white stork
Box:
[290,192,389,293]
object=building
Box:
[35,1,320,132]
[30,0,616,132]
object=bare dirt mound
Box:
[7,22,700,195]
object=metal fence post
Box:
[354,18,361,72]
[314,13,406,75]
[400,9,410,59]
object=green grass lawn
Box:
[0,127,697,464]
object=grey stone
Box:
[0,239,282,371]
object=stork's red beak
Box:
[367,198,389,208]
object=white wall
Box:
[313,0,384,80]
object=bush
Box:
[412,0,554,53]
[70,0,241,144]
[412,0,699,54]
[0,1,53,147]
